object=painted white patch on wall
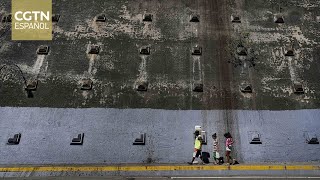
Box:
[192,56,201,81]
[88,55,95,74]
[287,57,297,82]
[32,55,45,75]
[134,56,148,88]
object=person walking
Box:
[224,132,235,165]
[188,135,204,165]
[212,133,220,164]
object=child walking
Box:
[224,132,235,165]
[188,135,204,165]
[212,133,220,164]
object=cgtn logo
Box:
[12,0,52,40]
[14,11,50,30]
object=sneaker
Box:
[187,162,193,165]
[232,159,236,165]
[233,160,239,165]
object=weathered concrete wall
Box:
[234,110,320,162]
[1,0,320,110]
[0,107,319,165]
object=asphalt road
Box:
[3,176,320,180]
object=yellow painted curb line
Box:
[0,165,318,172]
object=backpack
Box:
[201,152,210,164]
[218,157,224,165]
